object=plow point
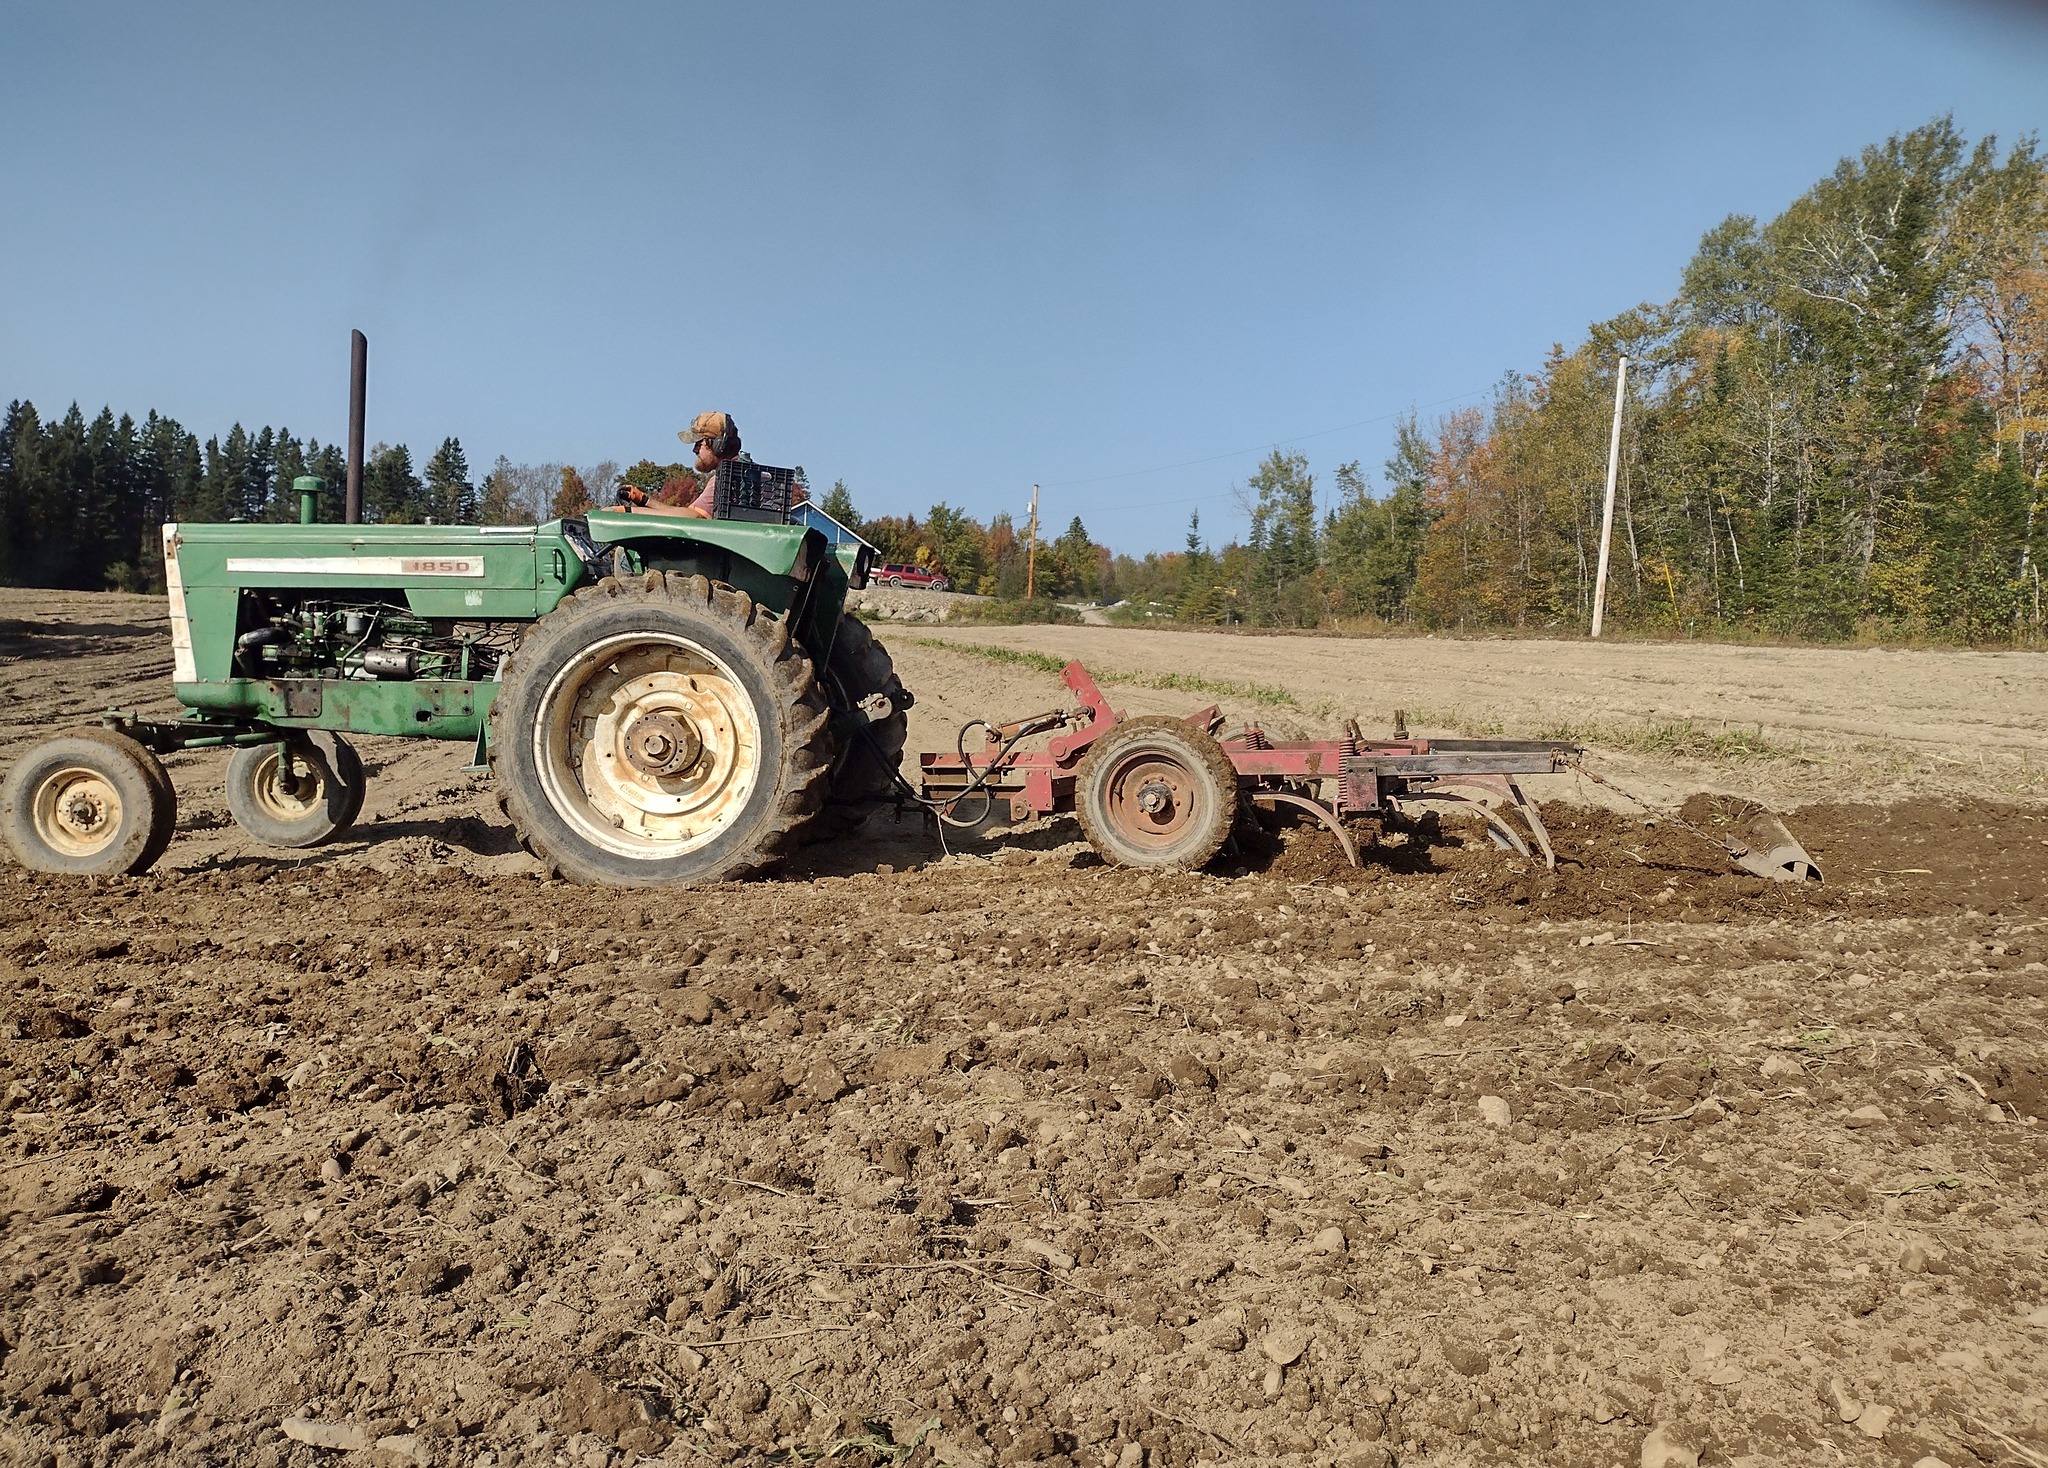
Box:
[1721,806,1822,884]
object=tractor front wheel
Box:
[226,732,366,848]
[1,727,178,877]
[1075,715,1239,871]
[490,572,833,885]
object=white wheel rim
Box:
[249,748,325,820]
[533,631,763,860]
[30,766,124,858]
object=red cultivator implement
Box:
[918,661,1579,872]
[917,661,1822,882]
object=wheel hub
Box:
[537,636,763,859]
[253,749,323,817]
[32,768,123,858]
[623,711,703,778]
[1103,756,1198,850]
[63,792,108,831]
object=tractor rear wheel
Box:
[826,613,910,807]
[1075,715,1239,871]
[1,727,178,877]
[490,571,833,885]
[226,732,365,848]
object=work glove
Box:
[617,485,650,508]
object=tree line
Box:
[0,401,487,592]
[1118,118,2044,642]
[6,120,2040,640]
[824,117,2047,644]
[1374,117,2048,643]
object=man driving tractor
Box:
[618,410,803,520]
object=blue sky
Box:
[4,1,2045,554]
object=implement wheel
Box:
[490,572,833,886]
[226,732,365,848]
[1075,715,1239,871]
[1,727,177,877]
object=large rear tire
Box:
[225,732,365,848]
[1074,716,1239,871]
[1,728,177,877]
[490,571,833,885]
[826,613,910,807]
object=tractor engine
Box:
[231,597,507,684]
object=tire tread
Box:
[1074,714,1239,871]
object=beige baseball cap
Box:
[680,411,739,453]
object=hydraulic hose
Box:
[824,667,1040,829]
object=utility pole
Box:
[1026,484,1039,600]
[1590,355,1628,638]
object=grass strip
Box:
[902,638,1801,759]
[900,636,1307,711]
[1536,717,1797,762]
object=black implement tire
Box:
[1,727,177,877]
[490,571,833,885]
[1074,715,1239,871]
[225,732,365,848]
[826,613,910,806]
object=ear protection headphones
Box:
[681,412,743,460]
[703,415,741,460]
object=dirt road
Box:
[1,589,2044,1468]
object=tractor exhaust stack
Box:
[344,329,367,525]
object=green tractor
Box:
[0,476,910,885]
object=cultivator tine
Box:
[1410,790,1534,862]
[1506,777,1557,869]
[1248,791,1360,867]
[1402,775,1558,870]
[1721,806,1823,884]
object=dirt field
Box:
[2,587,2045,1468]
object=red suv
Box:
[874,563,951,591]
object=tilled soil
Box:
[2,590,2046,1468]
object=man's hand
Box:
[617,484,650,508]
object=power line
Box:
[1035,383,1497,491]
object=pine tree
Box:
[819,479,861,530]
[218,425,257,520]
[479,455,521,523]
[1239,450,1320,625]
[270,432,309,521]
[364,444,423,524]
[1051,515,1097,597]
[1324,439,1432,622]
[248,426,276,521]
[306,440,347,504]
[424,438,477,524]
[0,402,32,585]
